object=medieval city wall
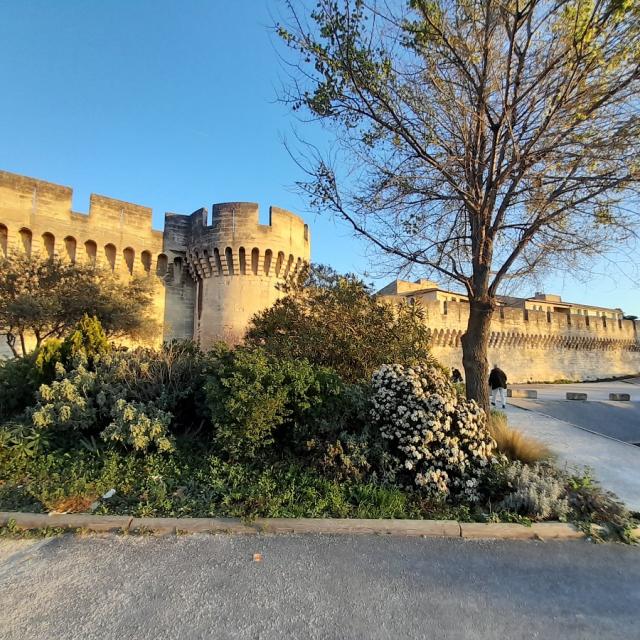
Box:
[0,170,167,355]
[164,202,310,346]
[1,168,638,382]
[416,300,640,382]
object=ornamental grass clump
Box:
[370,363,496,501]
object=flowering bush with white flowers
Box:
[371,363,497,501]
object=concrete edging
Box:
[1,511,629,541]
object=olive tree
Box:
[277,0,640,408]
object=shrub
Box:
[488,411,552,464]
[370,363,496,501]
[101,399,174,453]
[567,469,635,539]
[0,251,156,357]
[26,336,212,453]
[0,354,39,419]
[204,347,344,460]
[496,462,569,521]
[246,264,432,382]
[93,340,213,433]
[31,363,98,432]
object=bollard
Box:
[507,389,538,399]
[566,392,587,400]
[609,393,630,401]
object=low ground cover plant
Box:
[1,301,637,540]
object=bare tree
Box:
[276,0,640,408]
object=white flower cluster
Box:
[371,364,496,501]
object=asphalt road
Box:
[509,380,640,443]
[1,534,639,640]
[509,398,640,443]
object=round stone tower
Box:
[163,202,310,347]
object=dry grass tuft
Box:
[488,411,553,464]
[46,495,96,514]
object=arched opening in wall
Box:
[443,300,448,315]
[85,240,97,264]
[156,253,168,276]
[42,232,55,259]
[0,224,7,257]
[602,315,607,328]
[19,228,32,256]
[213,248,222,276]
[84,240,98,264]
[225,247,234,275]
[123,247,135,275]
[264,249,272,275]
[202,249,211,277]
[239,247,246,275]
[251,248,259,275]
[275,251,285,276]
[64,236,77,262]
[104,244,116,271]
[141,250,152,273]
[283,254,294,278]
[173,257,183,283]
[197,279,203,320]
[294,257,302,275]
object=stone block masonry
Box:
[411,300,640,384]
[1,168,638,383]
[0,169,309,354]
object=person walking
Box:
[489,364,507,409]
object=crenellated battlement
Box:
[161,201,310,346]
[163,202,310,282]
[378,296,639,382]
[0,169,163,275]
[2,168,637,381]
[165,202,309,248]
[0,170,157,231]
[388,298,639,348]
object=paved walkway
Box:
[1,534,639,639]
[511,379,640,401]
[504,404,640,512]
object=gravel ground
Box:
[1,533,639,639]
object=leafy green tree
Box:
[245,265,433,383]
[0,252,156,357]
[277,0,640,408]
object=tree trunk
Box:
[461,298,494,412]
[5,331,19,358]
[19,331,27,358]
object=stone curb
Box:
[2,511,629,541]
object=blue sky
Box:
[0,0,638,315]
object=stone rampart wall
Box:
[0,170,167,355]
[414,300,640,382]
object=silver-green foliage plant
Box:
[30,353,176,453]
[31,362,97,431]
[370,363,496,501]
[498,462,569,521]
[101,399,174,453]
